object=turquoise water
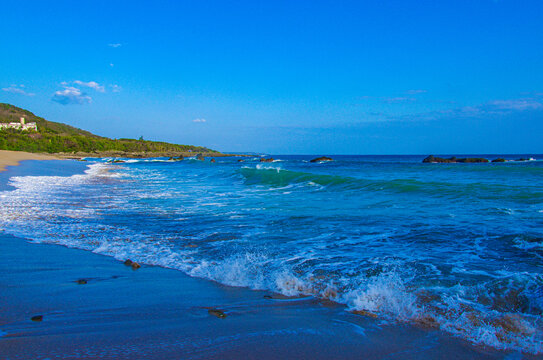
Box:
[0,155,542,353]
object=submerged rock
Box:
[237,159,244,162]
[131,262,141,270]
[196,153,205,161]
[492,158,506,162]
[210,158,216,163]
[310,156,333,163]
[76,279,88,285]
[169,155,184,161]
[260,158,274,163]
[208,308,227,318]
[31,315,43,322]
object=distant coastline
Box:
[1,103,234,158]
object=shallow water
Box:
[0,155,541,354]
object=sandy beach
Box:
[0,150,59,172]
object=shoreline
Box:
[0,150,60,172]
[0,157,537,359]
[0,232,514,360]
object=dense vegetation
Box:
[0,103,215,155]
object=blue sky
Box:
[1,0,542,154]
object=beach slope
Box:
[0,150,59,172]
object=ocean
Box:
[0,155,541,354]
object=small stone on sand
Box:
[208,309,227,318]
[350,309,378,318]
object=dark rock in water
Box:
[260,158,274,163]
[196,153,205,161]
[112,160,126,163]
[263,295,273,299]
[237,159,244,162]
[492,158,506,163]
[31,315,43,322]
[516,158,529,161]
[76,279,87,285]
[423,155,454,163]
[423,155,489,163]
[208,308,227,318]
[210,158,216,163]
[123,259,133,266]
[310,156,333,163]
[169,155,184,161]
[456,157,489,163]
[131,262,141,270]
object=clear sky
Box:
[1,0,542,154]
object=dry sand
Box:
[0,150,59,172]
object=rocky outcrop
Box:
[423,155,489,163]
[310,156,333,163]
[196,153,205,161]
[169,155,184,161]
[31,315,43,322]
[210,158,216,163]
[76,279,88,285]
[260,158,274,163]
[492,158,506,163]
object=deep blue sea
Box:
[1,155,542,353]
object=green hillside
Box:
[0,103,219,156]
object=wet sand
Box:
[1,233,529,359]
[0,150,59,172]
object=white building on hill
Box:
[0,117,38,131]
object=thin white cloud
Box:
[52,86,92,105]
[406,89,427,95]
[383,97,416,104]
[108,43,122,48]
[73,80,105,92]
[110,84,122,93]
[193,118,207,123]
[404,96,543,122]
[487,99,542,111]
[2,84,35,96]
